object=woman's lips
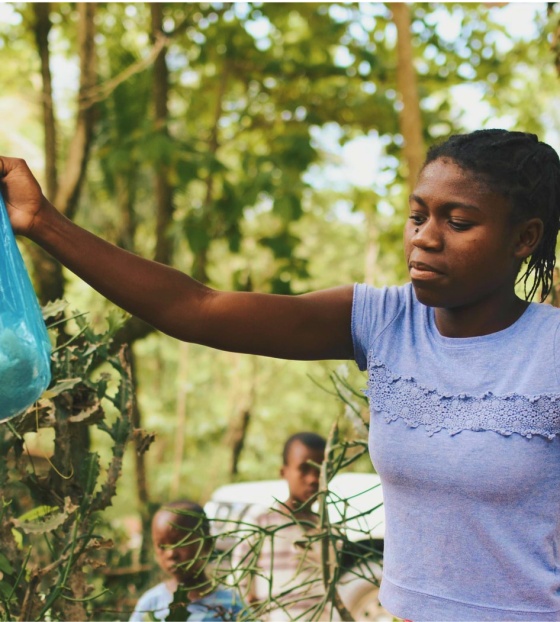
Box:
[409,261,444,280]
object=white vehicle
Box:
[204,472,392,621]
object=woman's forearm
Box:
[29,202,212,338]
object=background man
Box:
[232,432,336,621]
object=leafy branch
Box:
[0,301,142,621]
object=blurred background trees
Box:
[0,0,558,564]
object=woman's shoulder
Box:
[353,281,416,323]
[353,281,413,300]
[352,282,420,371]
[531,300,560,316]
[522,300,560,332]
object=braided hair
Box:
[423,129,560,301]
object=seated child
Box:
[130,500,245,621]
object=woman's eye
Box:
[449,220,472,231]
[409,214,424,225]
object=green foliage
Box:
[0,5,559,616]
[31,0,555,504]
[0,302,134,621]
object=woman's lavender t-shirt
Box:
[352,282,560,621]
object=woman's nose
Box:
[412,220,443,251]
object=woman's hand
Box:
[0,156,52,237]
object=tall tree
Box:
[391,2,425,190]
[151,3,175,268]
[29,3,98,304]
[548,3,560,77]
[33,3,57,200]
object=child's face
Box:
[151,510,209,583]
[281,440,324,508]
[404,157,522,311]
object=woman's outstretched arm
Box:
[0,156,355,361]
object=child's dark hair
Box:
[158,499,210,537]
[424,129,560,301]
[282,431,326,465]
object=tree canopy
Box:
[0,6,558,614]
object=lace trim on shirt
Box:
[365,356,560,439]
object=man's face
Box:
[281,440,325,508]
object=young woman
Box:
[2,129,560,620]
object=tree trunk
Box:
[549,3,560,78]
[151,3,175,266]
[115,175,137,251]
[230,409,251,477]
[29,3,62,304]
[192,60,229,283]
[391,3,425,191]
[30,2,98,305]
[55,2,98,218]
[129,348,153,565]
[25,244,65,306]
[227,355,257,478]
[170,342,190,497]
[33,3,57,201]
[130,351,149,508]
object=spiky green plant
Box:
[0,301,134,621]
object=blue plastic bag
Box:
[0,192,51,421]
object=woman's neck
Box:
[434,294,529,338]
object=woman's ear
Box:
[514,218,544,260]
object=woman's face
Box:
[404,157,521,312]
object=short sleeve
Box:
[351,283,409,371]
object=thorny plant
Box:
[137,367,383,622]
[0,300,140,621]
